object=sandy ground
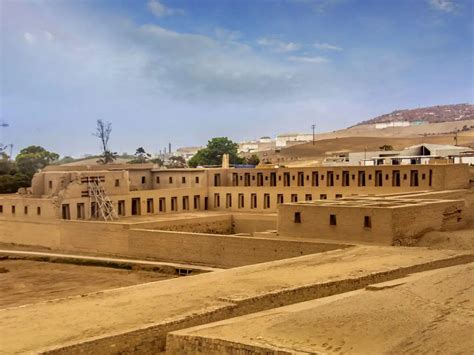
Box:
[416,228,474,250]
[0,259,174,309]
[169,263,474,354]
[0,246,471,353]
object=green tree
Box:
[245,154,260,166]
[0,173,30,193]
[166,156,187,168]
[15,146,59,179]
[150,157,164,166]
[130,147,151,164]
[188,137,243,168]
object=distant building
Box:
[239,137,276,154]
[276,133,313,148]
[374,121,410,129]
[175,146,202,161]
[324,143,474,166]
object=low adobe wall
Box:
[128,229,339,267]
[0,219,344,268]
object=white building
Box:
[175,146,202,161]
[276,133,313,148]
[374,121,410,129]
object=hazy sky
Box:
[1,0,473,157]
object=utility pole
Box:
[311,124,316,146]
[454,130,458,146]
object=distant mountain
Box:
[356,104,474,126]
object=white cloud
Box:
[257,37,302,52]
[138,25,295,98]
[44,31,54,41]
[23,32,34,44]
[289,55,329,63]
[428,0,457,12]
[314,41,342,51]
[147,0,183,17]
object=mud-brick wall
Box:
[59,221,130,255]
[391,200,466,244]
[0,219,346,268]
[128,229,344,267]
[0,219,61,248]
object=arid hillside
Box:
[356,103,474,126]
[261,131,474,164]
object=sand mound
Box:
[416,229,474,250]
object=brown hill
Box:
[260,131,474,165]
[356,104,474,126]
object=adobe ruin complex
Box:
[0,159,473,353]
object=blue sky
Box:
[1,0,473,157]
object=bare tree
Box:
[93,119,117,164]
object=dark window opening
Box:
[342,171,350,186]
[245,173,251,186]
[264,194,270,209]
[392,170,401,187]
[277,194,284,204]
[193,195,200,210]
[251,193,257,209]
[131,198,141,215]
[320,194,327,200]
[410,170,419,187]
[232,173,239,186]
[115,179,120,187]
[147,198,154,213]
[62,204,70,220]
[327,171,334,187]
[294,212,301,223]
[330,214,337,226]
[364,216,372,228]
[77,203,85,219]
[297,172,304,187]
[141,176,146,184]
[171,197,178,211]
[270,172,277,186]
[238,193,245,208]
[214,174,221,187]
[118,200,126,216]
[183,196,189,210]
[375,170,383,187]
[159,198,166,212]
[358,171,366,187]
